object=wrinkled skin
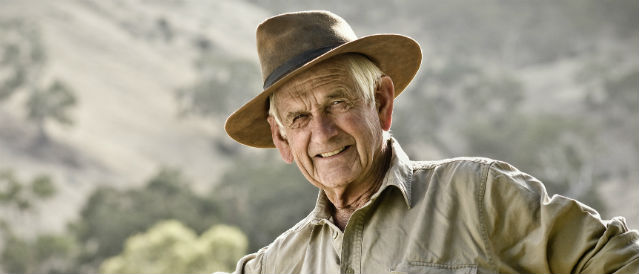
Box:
[267,57,395,229]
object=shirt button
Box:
[346,267,354,274]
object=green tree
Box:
[0,18,77,143]
[0,18,45,101]
[0,169,29,211]
[30,174,56,199]
[0,170,70,274]
[26,80,77,143]
[1,233,79,274]
[100,220,247,274]
[71,167,220,271]
[212,150,317,252]
[0,169,57,212]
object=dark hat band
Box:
[263,43,343,89]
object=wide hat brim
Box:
[225,34,422,148]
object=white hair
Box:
[268,53,384,138]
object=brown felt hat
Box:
[225,10,422,148]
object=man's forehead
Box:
[275,59,355,101]
[277,85,350,104]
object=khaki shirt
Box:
[229,139,639,273]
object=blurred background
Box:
[0,0,637,273]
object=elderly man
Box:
[223,10,639,274]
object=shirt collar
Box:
[309,137,414,224]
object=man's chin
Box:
[317,173,358,189]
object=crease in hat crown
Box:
[225,10,422,148]
[257,10,357,89]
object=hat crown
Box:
[256,11,357,86]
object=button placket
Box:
[332,230,343,256]
[340,205,371,274]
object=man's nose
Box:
[310,113,338,143]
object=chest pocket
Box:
[390,262,477,274]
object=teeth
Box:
[320,146,346,158]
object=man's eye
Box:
[291,114,308,123]
[287,114,308,129]
[330,100,350,111]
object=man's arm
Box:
[480,161,639,273]
[214,251,264,274]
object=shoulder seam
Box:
[411,157,497,171]
[478,161,498,272]
[260,246,266,274]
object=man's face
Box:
[271,59,386,192]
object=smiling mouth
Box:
[317,145,350,158]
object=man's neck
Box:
[330,180,381,230]
[327,140,392,231]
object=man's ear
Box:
[375,75,394,131]
[267,116,294,163]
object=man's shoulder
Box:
[406,156,544,202]
[251,211,318,266]
[406,157,516,196]
[231,213,318,273]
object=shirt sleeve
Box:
[213,250,264,274]
[480,161,639,273]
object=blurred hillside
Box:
[0,0,637,273]
[0,0,267,235]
